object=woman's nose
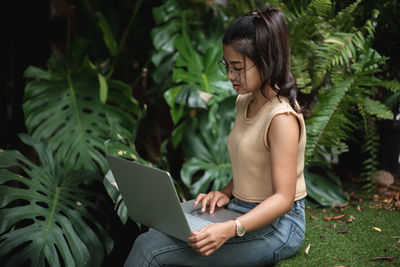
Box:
[226,69,235,80]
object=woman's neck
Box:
[251,86,276,107]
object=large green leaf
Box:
[180,96,236,196]
[304,168,349,207]
[0,134,112,267]
[23,39,138,174]
[164,34,233,124]
[103,112,159,224]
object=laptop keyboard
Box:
[185,213,212,232]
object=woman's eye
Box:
[234,68,244,72]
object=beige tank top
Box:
[227,93,307,203]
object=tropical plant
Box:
[23,39,138,174]
[176,0,400,204]
[102,111,151,225]
[159,8,233,154]
[0,134,113,267]
[304,166,349,206]
[164,33,234,125]
[271,0,400,199]
[180,96,236,196]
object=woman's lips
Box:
[233,84,240,90]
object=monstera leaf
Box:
[0,134,113,267]
[181,96,236,196]
[103,113,151,224]
[23,39,138,174]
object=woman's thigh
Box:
[124,199,305,267]
[125,227,276,267]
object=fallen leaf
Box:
[357,205,362,212]
[372,227,382,232]
[337,230,349,234]
[304,243,311,257]
[310,215,317,220]
[333,256,346,262]
[324,214,346,221]
[334,202,348,209]
[369,256,397,261]
[347,215,355,223]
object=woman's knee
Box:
[124,233,156,266]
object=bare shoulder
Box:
[268,113,300,145]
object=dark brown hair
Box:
[223,7,300,112]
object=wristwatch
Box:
[233,219,246,237]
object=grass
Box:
[277,186,400,266]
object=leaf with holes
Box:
[23,39,138,174]
[0,134,113,267]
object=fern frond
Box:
[379,80,400,93]
[305,76,354,164]
[291,54,312,94]
[362,97,394,120]
[362,18,376,39]
[359,119,380,187]
[331,0,362,31]
[307,0,332,18]
[321,31,366,69]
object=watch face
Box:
[237,225,246,237]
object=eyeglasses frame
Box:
[217,58,256,82]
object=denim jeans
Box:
[124,198,306,267]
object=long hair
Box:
[223,7,300,112]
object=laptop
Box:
[106,155,242,242]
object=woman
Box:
[124,6,307,266]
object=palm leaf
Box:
[0,134,112,267]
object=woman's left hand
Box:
[188,221,236,256]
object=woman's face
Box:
[222,45,262,95]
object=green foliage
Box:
[150,0,225,89]
[305,75,355,164]
[164,34,233,125]
[0,134,112,267]
[102,111,151,224]
[277,0,399,184]
[304,167,349,206]
[23,39,138,174]
[181,96,236,196]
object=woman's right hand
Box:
[193,191,230,214]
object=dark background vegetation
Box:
[3,0,399,172]
[1,0,399,266]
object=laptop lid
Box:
[106,155,192,241]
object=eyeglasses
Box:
[217,58,255,81]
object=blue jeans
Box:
[124,198,306,267]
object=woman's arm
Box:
[235,113,299,232]
[188,113,300,256]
